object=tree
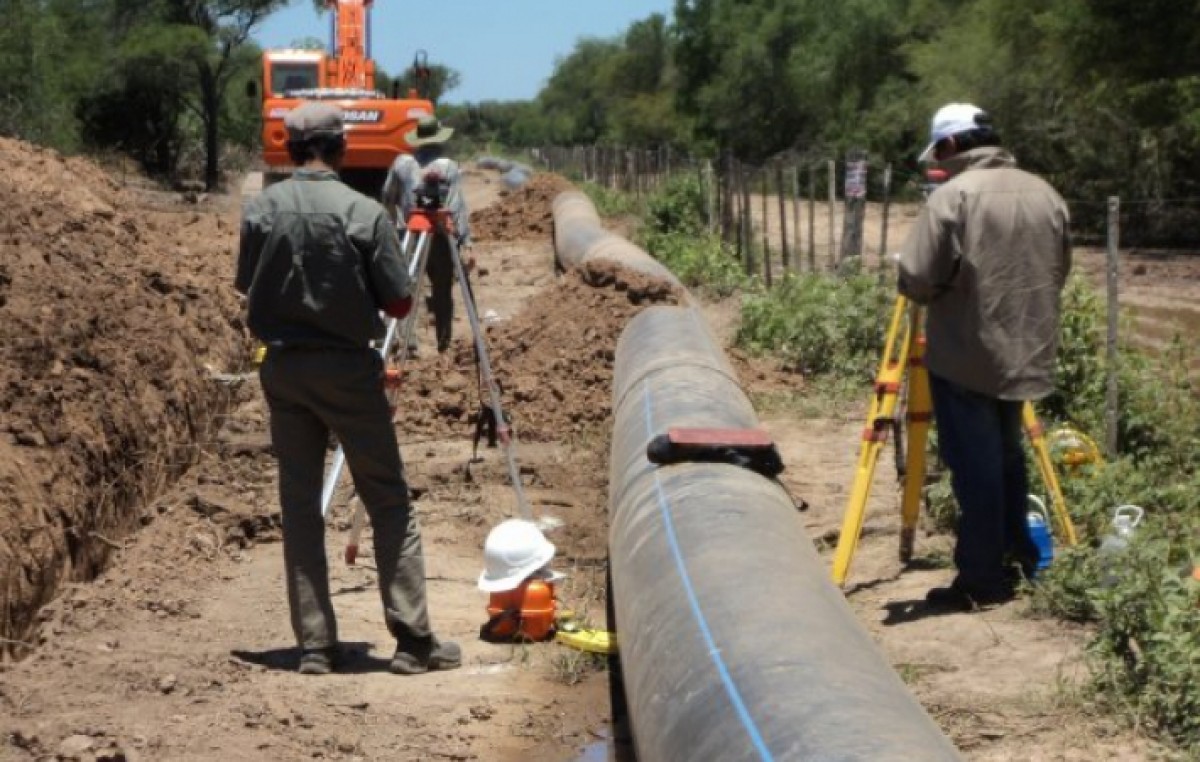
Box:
[389,61,462,105]
[77,23,206,175]
[160,0,285,190]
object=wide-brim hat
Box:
[405,115,455,147]
[917,102,985,162]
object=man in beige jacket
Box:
[899,103,1072,611]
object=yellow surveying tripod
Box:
[830,296,1079,586]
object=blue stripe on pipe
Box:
[641,380,775,762]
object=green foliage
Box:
[390,62,462,105]
[644,173,707,235]
[498,0,1200,212]
[579,182,641,219]
[0,0,107,149]
[923,472,958,535]
[644,232,746,297]
[735,273,890,377]
[1017,274,1200,751]
[1030,536,1200,750]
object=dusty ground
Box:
[0,147,1193,762]
[0,163,635,761]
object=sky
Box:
[252,0,676,105]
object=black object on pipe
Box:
[609,306,961,762]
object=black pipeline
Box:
[608,306,961,761]
[550,187,960,760]
[551,190,683,289]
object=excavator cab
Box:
[256,1,435,198]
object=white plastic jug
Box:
[1099,504,1144,556]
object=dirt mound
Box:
[398,262,681,443]
[0,137,246,652]
[471,173,574,243]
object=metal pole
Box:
[1105,196,1120,459]
[446,226,532,519]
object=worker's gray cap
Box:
[285,102,345,141]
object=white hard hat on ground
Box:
[478,519,556,592]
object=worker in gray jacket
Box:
[237,101,461,675]
[899,103,1072,611]
[382,115,473,354]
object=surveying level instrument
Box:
[830,295,1078,586]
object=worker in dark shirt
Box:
[237,101,461,676]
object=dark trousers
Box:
[260,348,432,650]
[426,234,455,353]
[928,373,1039,593]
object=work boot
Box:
[298,646,339,676]
[925,580,1014,612]
[390,636,462,675]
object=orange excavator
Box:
[256,0,434,197]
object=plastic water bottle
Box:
[1099,505,1144,555]
[1026,495,1054,574]
[1098,505,1144,586]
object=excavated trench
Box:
[0,138,248,654]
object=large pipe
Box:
[552,190,682,288]
[609,306,960,761]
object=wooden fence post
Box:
[879,163,893,269]
[704,159,716,234]
[740,164,754,276]
[807,164,817,272]
[839,149,867,265]
[1105,196,1121,459]
[827,158,836,269]
[721,153,734,244]
[761,170,773,286]
[791,165,801,272]
[776,163,790,274]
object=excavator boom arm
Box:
[327,0,375,90]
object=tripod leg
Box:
[442,227,532,518]
[400,231,431,359]
[899,324,931,563]
[1023,403,1078,546]
[832,297,912,585]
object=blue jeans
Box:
[929,373,1038,593]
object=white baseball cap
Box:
[918,103,986,162]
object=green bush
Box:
[735,272,890,378]
[644,173,707,235]
[580,181,641,218]
[1030,536,1200,750]
[1018,275,1200,753]
[642,231,747,297]
[1044,277,1199,471]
